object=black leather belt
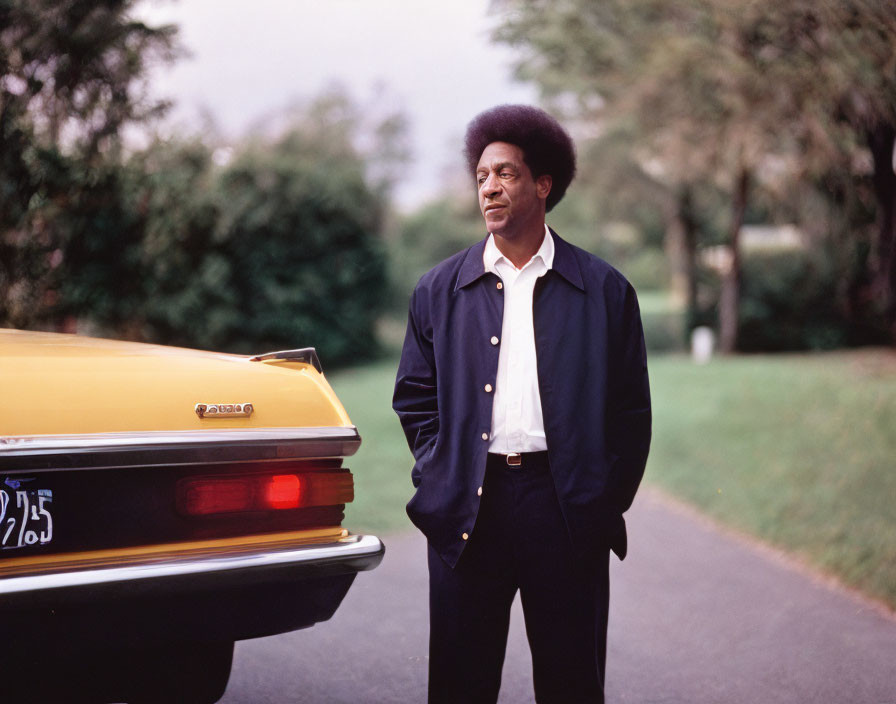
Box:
[487,451,549,468]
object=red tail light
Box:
[265,474,302,509]
[181,477,257,515]
[176,469,352,517]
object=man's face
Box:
[476,141,552,241]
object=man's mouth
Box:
[484,204,506,213]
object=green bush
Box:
[619,248,670,292]
[637,292,687,352]
[207,134,387,364]
[641,309,687,352]
[738,249,847,352]
[51,127,387,368]
[123,128,389,366]
[391,198,483,309]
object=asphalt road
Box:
[219,488,896,703]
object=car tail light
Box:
[180,477,257,515]
[265,474,302,509]
[176,469,353,517]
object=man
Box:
[393,104,651,703]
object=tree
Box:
[2,9,397,363]
[205,111,389,363]
[816,1,896,340]
[496,0,752,350]
[0,0,178,154]
[0,0,178,329]
[81,137,222,341]
[62,91,394,366]
[495,0,896,349]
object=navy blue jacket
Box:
[393,230,651,568]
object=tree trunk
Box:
[718,168,749,354]
[681,188,698,319]
[664,186,698,315]
[867,123,896,343]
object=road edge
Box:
[638,483,896,623]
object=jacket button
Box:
[484,383,493,393]
[462,532,469,541]
[481,432,489,441]
[496,282,503,290]
[490,336,499,345]
[477,486,483,496]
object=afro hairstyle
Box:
[463,104,576,212]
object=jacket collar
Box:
[455,227,584,292]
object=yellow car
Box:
[0,329,384,703]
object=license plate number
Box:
[0,483,53,549]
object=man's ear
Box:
[536,174,552,200]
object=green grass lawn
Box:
[328,360,416,535]
[330,349,896,609]
[647,350,896,609]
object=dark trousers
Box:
[427,453,610,704]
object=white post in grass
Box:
[691,326,715,364]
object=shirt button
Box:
[496,282,503,290]
[484,383,493,393]
[481,432,489,441]
[490,336,499,345]
[477,486,483,496]
[462,532,469,541]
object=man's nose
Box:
[482,172,501,196]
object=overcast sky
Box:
[136,0,537,208]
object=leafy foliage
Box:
[0,0,178,329]
[738,249,847,352]
[0,0,178,153]
[1,1,395,365]
[56,112,390,365]
[206,127,388,361]
[390,196,484,307]
[494,0,896,349]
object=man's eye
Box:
[500,172,513,178]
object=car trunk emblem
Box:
[195,403,254,418]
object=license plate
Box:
[1,481,53,550]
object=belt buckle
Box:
[506,453,522,467]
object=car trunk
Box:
[0,330,360,561]
[0,329,351,435]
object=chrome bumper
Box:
[0,534,384,601]
[0,426,362,472]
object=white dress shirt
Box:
[483,225,554,453]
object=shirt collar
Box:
[456,226,584,292]
[483,224,554,276]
